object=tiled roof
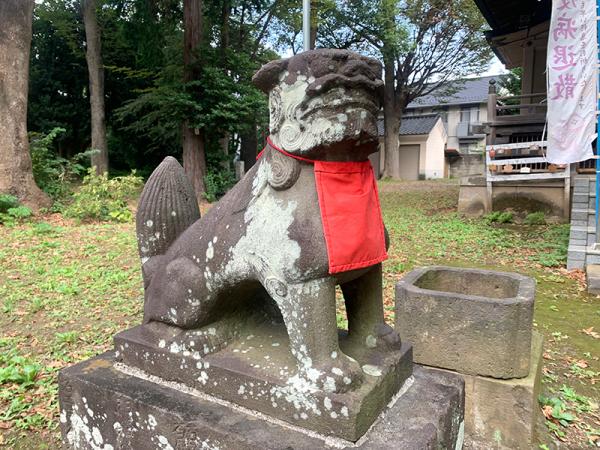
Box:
[377,114,441,137]
[406,75,502,108]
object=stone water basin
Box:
[395,266,536,378]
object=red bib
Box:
[262,138,388,274]
[314,160,387,273]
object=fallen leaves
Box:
[575,360,589,369]
[582,327,600,339]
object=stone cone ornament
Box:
[135,156,200,266]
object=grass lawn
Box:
[1,179,598,449]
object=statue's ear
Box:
[267,149,301,190]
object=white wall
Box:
[409,103,488,153]
[446,106,461,149]
[423,118,448,179]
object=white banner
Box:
[546,0,597,164]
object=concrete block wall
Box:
[567,175,598,269]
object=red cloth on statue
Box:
[263,137,388,274]
[314,160,387,274]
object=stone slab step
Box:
[569,226,595,241]
[569,239,597,248]
[568,259,586,270]
[567,245,587,270]
[58,352,466,450]
[585,244,600,265]
[586,264,600,294]
[571,209,596,221]
[571,220,589,228]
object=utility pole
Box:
[303,0,310,51]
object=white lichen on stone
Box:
[362,364,382,377]
[156,435,174,450]
[66,408,114,450]
[365,335,377,348]
[206,242,214,260]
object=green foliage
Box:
[29,1,89,154]
[319,0,492,102]
[204,169,237,202]
[31,222,62,236]
[524,211,546,225]
[0,349,41,389]
[559,385,596,413]
[63,169,143,222]
[336,312,348,330]
[529,225,569,267]
[0,195,33,226]
[539,395,576,428]
[30,127,91,201]
[499,67,523,97]
[6,207,33,221]
[55,331,79,346]
[484,211,513,224]
[114,48,269,168]
[0,194,20,213]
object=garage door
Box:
[398,145,420,180]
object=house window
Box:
[460,107,471,123]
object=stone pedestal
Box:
[59,352,465,449]
[395,267,543,449]
[114,321,413,442]
[461,331,544,450]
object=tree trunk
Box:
[309,0,318,49]
[240,124,258,172]
[220,0,230,59]
[0,0,50,210]
[82,0,108,175]
[183,0,206,198]
[382,60,402,179]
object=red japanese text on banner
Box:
[546,0,597,164]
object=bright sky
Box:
[481,56,508,77]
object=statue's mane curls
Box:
[252,59,290,93]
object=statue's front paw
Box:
[312,353,364,394]
[354,322,402,351]
[373,323,402,349]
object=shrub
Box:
[0,194,19,213]
[0,195,32,226]
[63,169,143,222]
[204,169,236,202]
[524,211,546,225]
[29,128,92,202]
[484,211,513,224]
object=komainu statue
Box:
[116,49,412,441]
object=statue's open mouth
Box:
[299,93,380,120]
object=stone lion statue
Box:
[134,49,401,394]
